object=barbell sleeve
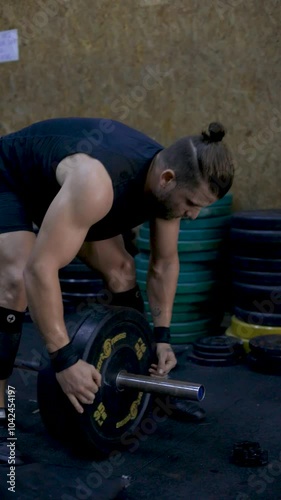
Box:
[116,371,205,401]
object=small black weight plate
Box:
[230,441,269,467]
[247,352,281,375]
[249,334,281,356]
[193,335,243,354]
[187,352,239,367]
[234,306,281,327]
[193,345,242,359]
[232,270,281,286]
[231,210,281,231]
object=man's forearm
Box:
[24,267,69,353]
[146,257,179,327]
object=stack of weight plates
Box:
[187,335,244,367]
[226,210,281,350]
[135,193,233,344]
[59,258,105,313]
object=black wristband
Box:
[49,342,80,373]
[153,326,171,343]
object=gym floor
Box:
[0,317,280,500]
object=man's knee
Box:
[0,266,26,305]
[106,255,136,292]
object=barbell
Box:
[37,304,205,454]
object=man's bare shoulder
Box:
[56,153,110,187]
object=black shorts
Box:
[0,172,34,234]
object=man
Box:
[0,117,234,462]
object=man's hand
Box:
[149,343,177,376]
[56,359,102,413]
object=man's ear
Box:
[160,169,176,189]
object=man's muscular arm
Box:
[146,217,180,375]
[24,155,113,412]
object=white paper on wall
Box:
[0,29,19,63]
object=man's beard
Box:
[145,190,179,220]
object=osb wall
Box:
[0,0,280,210]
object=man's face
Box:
[148,180,218,220]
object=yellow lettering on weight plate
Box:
[116,392,144,429]
[135,337,147,360]
[96,332,127,372]
[93,402,107,427]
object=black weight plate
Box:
[231,242,281,259]
[38,305,153,454]
[231,210,281,231]
[249,350,281,363]
[249,334,281,356]
[193,346,241,359]
[60,278,104,293]
[62,291,113,306]
[232,282,281,314]
[234,306,281,327]
[231,255,281,273]
[233,270,281,286]
[59,260,102,278]
[187,352,239,367]
[230,228,281,244]
[247,352,281,375]
[193,335,243,354]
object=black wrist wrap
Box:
[153,326,171,343]
[49,342,80,373]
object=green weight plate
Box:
[209,193,233,206]
[142,215,231,231]
[138,279,217,295]
[197,206,232,218]
[169,319,214,334]
[139,226,226,241]
[149,319,214,334]
[143,292,214,304]
[146,311,210,323]
[136,237,222,253]
[180,216,231,230]
[137,249,221,262]
[136,268,216,283]
[179,250,221,262]
[135,253,218,272]
[144,301,206,313]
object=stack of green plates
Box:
[135,193,233,344]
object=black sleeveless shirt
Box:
[0,118,163,240]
